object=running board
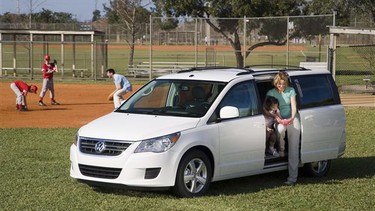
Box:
[264,162,288,170]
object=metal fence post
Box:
[243,16,247,67]
[30,34,34,79]
[195,18,198,66]
[61,33,65,79]
[286,17,290,66]
[149,15,153,81]
[0,33,2,77]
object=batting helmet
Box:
[44,55,50,61]
[30,85,38,94]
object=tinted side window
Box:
[218,81,259,117]
[293,74,337,109]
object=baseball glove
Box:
[107,94,114,101]
[52,59,58,72]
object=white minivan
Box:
[70,67,346,197]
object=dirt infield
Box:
[1,81,373,128]
[0,81,141,128]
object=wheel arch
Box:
[181,145,215,178]
[302,159,331,178]
[171,145,215,197]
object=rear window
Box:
[293,74,338,109]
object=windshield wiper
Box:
[116,108,188,116]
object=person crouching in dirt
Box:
[106,68,132,109]
[10,80,38,111]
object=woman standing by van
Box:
[267,71,301,185]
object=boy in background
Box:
[39,54,59,106]
[10,80,38,111]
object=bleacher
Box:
[299,62,328,70]
[128,61,218,78]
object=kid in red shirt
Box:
[10,80,38,111]
[39,54,59,106]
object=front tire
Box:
[172,150,212,198]
[302,160,331,178]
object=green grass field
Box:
[0,107,374,210]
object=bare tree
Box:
[104,0,151,67]
[154,0,304,68]
[26,0,47,28]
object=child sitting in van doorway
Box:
[263,96,284,157]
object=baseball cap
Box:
[30,85,38,94]
[44,55,50,60]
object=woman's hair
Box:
[263,96,279,111]
[273,71,289,87]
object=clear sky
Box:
[0,0,111,22]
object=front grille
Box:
[79,164,122,179]
[79,137,131,156]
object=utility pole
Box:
[17,0,20,14]
[29,0,32,28]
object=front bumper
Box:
[70,143,179,188]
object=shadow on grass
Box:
[207,156,375,196]
[83,156,375,197]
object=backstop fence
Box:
[331,28,375,88]
[128,14,335,79]
[0,30,107,79]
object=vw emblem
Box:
[95,141,106,153]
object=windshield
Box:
[117,79,226,117]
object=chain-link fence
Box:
[335,33,375,88]
[123,15,334,79]
[0,14,340,81]
[0,30,106,80]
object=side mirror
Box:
[220,106,239,119]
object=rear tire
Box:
[171,150,212,198]
[302,160,331,178]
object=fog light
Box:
[144,168,161,179]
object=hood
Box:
[78,112,200,141]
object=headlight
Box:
[134,132,180,153]
[73,133,79,146]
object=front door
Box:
[216,81,265,177]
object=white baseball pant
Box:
[10,83,25,105]
[39,78,55,99]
